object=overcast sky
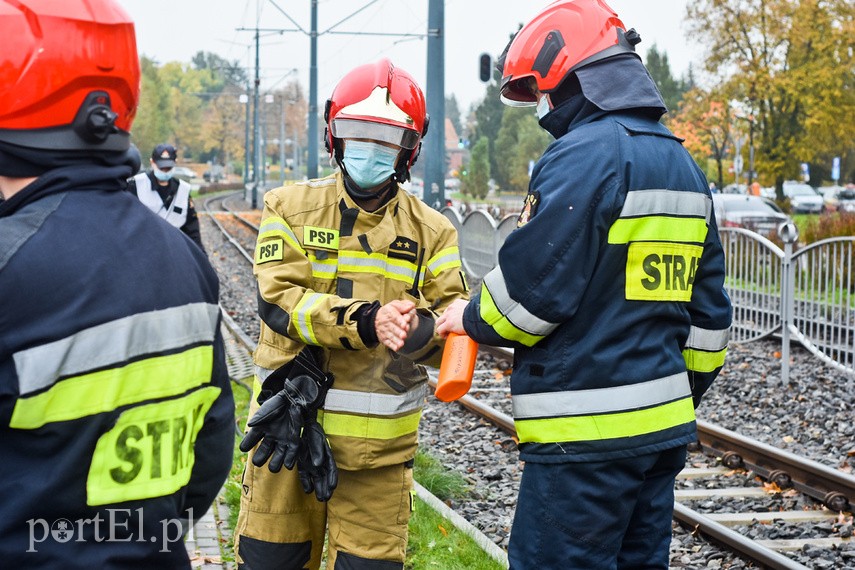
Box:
[119,0,703,112]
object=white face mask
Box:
[153,165,173,181]
[536,94,552,120]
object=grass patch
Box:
[220,376,252,565]
[221,381,506,568]
[414,448,470,501]
[406,496,506,570]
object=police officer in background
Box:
[128,143,206,252]
[437,1,732,568]
[234,59,469,569]
[0,1,234,568]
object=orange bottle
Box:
[435,333,478,402]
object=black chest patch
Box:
[389,236,419,262]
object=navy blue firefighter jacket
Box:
[462,100,732,464]
[0,163,234,568]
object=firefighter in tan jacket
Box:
[234,59,469,570]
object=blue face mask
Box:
[342,141,400,190]
[153,165,173,181]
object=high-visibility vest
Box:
[133,172,191,228]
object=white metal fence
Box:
[444,208,855,383]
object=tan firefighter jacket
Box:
[252,172,469,470]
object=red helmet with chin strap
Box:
[0,0,140,151]
[324,58,429,169]
[499,0,640,106]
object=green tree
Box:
[132,57,172,161]
[686,0,854,196]
[461,137,490,199]
[494,108,550,194]
[645,44,686,113]
[471,65,507,186]
[191,51,248,89]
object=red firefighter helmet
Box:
[499,0,640,106]
[0,0,140,151]
[325,58,429,168]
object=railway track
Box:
[447,344,855,569]
[199,190,855,568]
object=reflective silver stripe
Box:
[303,177,337,189]
[258,220,299,243]
[620,190,711,222]
[484,266,558,336]
[427,248,461,275]
[685,325,729,351]
[295,292,325,344]
[323,384,427,416]
[512,372,691,419]
[338,253,418,282]
[14,303,219,396]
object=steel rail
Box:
[696,420,855,512]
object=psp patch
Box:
[517,191,540,228]
[256,238,284,264]
[303,226,340,251]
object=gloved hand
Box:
[240,374,322,472]
[296,419,338,502]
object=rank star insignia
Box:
[389,236,418,262]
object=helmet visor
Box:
[500,76,537,107]
[331,119,420,149]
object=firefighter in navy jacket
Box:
[0,2,234,568]
[436,1,732,568]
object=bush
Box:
[795,212,855,242]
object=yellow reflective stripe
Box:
[683,347,728,373]
[10,346,213,430]
[318,409,421,440]
[514,397,695,443]
[479,286,544,347]
[293,292,325,345]
[86,386,220,506]
[338,251,421,285]
[427,246,462,276]
[608,216,708,244]
[258,216,305,256]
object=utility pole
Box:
[425,0,445,210]
[252,27,261,209]
[280,96,286,185]
[308,0,319,179]
[241,90,250,185]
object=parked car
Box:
[817,185,845,212]
[203,166,226,183]
[837,187,855,213]
[712,194,792,238]
[782,181,824,214]
[171,166,198,182]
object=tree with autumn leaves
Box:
[671,0,854,196]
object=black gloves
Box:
[239,374,320,472]
[296,417,338,502]
[240,348,338,501]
